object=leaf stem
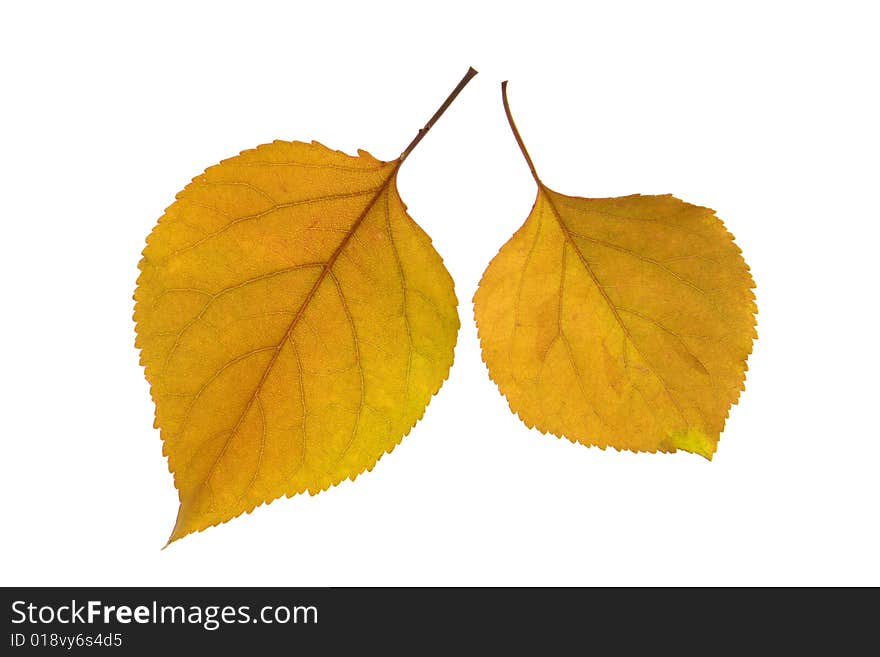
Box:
[501,80,542,186]
[399,66,478,162]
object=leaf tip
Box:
[165,501,203,546]
[665,428,717,461]
[164,508,187,547]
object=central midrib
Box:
[539,186,688,426]
[192,161,403,505]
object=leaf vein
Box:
[169,186,381,258]
[543,190,689,427]
[385,190,414,405]
[328,269,366,464]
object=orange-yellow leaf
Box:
[474,84,756,459]
[135,140,459,543]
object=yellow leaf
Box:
[474,82,757,459]
[134,69,476,544]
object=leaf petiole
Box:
[500,80,543,186]
[399,67,479,162]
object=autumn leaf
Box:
[473,82,757,459]
[135,68,476,544]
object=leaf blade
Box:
[475,186,756,458]
[135,140,459,542]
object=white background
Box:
[2,1,878,586]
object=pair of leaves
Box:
[134,68,756,544]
